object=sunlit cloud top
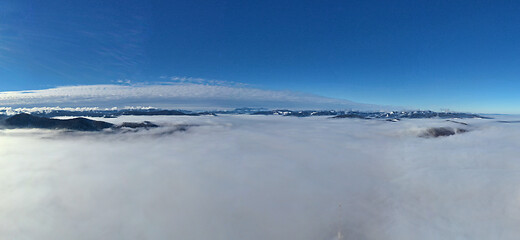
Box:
[0,83,385,111]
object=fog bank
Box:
[1,115,519,239]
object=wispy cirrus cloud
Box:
[159,76,248,87]
[0,1,150,80]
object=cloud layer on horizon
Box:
[0,83,385,110]
[1,115,520,239]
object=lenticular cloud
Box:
[0,83,381,110]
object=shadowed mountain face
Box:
[3,114,114,131]
[2,114,162,132]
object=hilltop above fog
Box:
[0,113,158,132]
[0,108,497,140]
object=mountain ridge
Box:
[0,108,489,119]
[0,113,160,132]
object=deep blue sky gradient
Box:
[1,0,519,113]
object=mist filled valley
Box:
[1,114,520,240]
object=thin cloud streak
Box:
[0,83,385,110]
[160,76,248,87]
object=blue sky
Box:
[1,0,519,113]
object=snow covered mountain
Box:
[0,107,486,120]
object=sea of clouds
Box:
[1,115,520,240]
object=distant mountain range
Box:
[331,111,487,120]
[0,110,490,138]
[0,108,488,120]
[250,109,487,119]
